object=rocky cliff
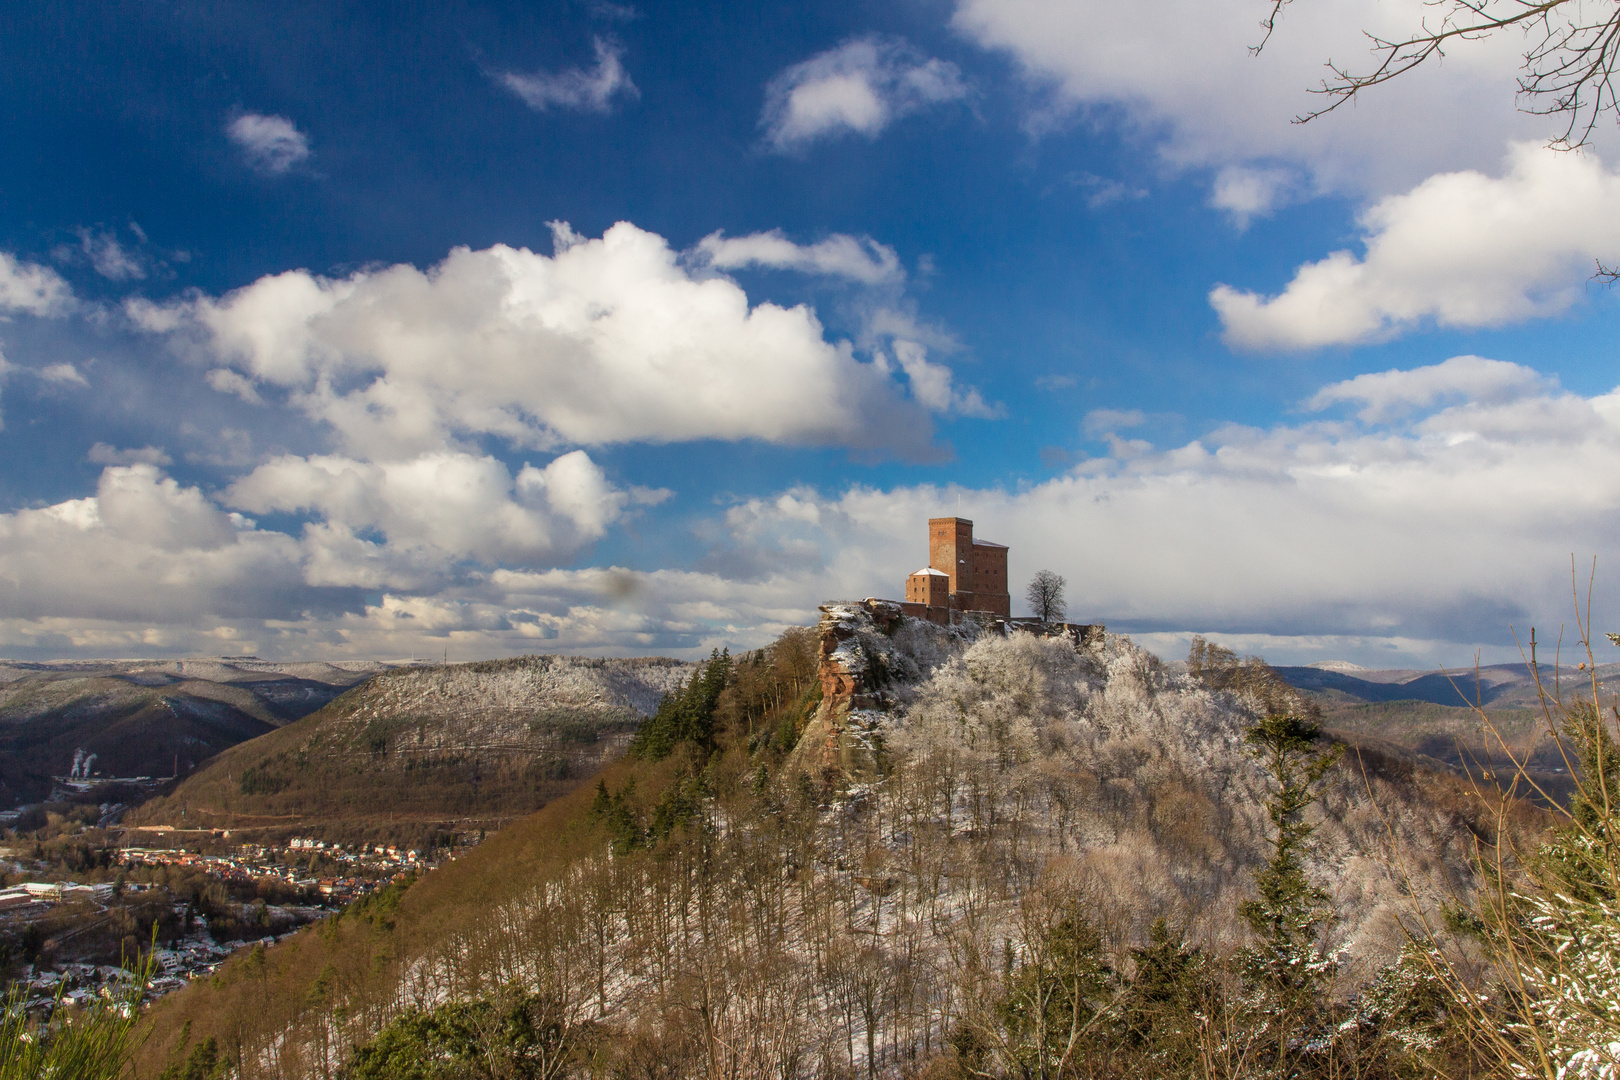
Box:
[793,599,1105,781]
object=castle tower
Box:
[929,517,976,606]
[903,517,1010,621]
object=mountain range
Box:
[0,658,413,808]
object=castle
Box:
[899,517,1010,624]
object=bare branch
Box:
[1252,0,1292,56]
[1277,0,1620,150]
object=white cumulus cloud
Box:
[1210,165,1296,226]
[1306,355,1551,422]
[227,113,312,174]
[0,253,73,317]
[1211,143,1620,350]
[226,449,629,577]
[500,37,638,113]
[133,221,958,458]
[762,36,969,151]
[0,465,310,626]
[693,229,904,284]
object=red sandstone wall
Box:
[923,516,1010,617]
[928,517,974,596]
[971,541,1009,616]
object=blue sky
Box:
[3,0,1620,667]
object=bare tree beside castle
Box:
[1025,570,1066,623]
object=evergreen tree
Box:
[339,992,576,1079]
[995,913,1114,1079]
[1237,711,1344,1078]
[629,649,732,761]
[1120,918,1207,1065]
[590,778,644,855]
[1542,690,1620,904]
[1239,712,1343,1004]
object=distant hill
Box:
[1274,659,1618,804]
[129,655,692,844]
[0,658,409,807]
[1273,659,1618,708]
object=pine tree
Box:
[1240,712,1342,1000]
[1238,711,1343,1073]
[629,649,733,761]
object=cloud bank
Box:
[2,356,1614,666]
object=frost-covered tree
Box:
[1413,612,1620,1080]
[1493,671,1620,1080]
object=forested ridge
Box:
[107,617,1617,1080]
[127,657,692,847]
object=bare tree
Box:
[1025,570,1067,623]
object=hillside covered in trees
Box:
[121,606,1585,1080]
[129,656,691,847]
[0,658,399,807]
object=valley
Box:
[1274,659,1611,805]
[0,658,419,809]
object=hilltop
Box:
[0,657,408,807]
[134,607,1537,1079]
[129,655,691,847]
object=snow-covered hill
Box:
[132,655,692,840]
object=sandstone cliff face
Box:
[794,600,1105,782]
[795,600,943,780]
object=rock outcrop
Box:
[792,599,1105,782]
